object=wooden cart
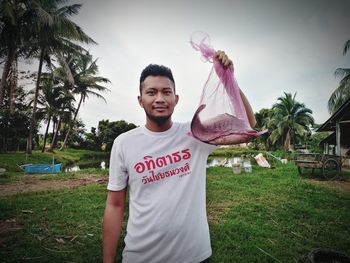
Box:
[295,153,341,180]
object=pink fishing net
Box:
[190,33,267,145]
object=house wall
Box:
[341,147,350,167]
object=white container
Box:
[232,163,241,174]
[244,164,252,173]
[243,161,252,173]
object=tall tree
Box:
[36,75,75,152]
[269,92,314,151]
[253,108,274,150]
[59,52,110,150]
[27,0,96,153]
[328,39,350,114]
[0,0,29,107]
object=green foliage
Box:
[252,93,314,152]
[328,39,350,114]
[211,147,261,157]
[0,109,31,152]
[58,51,110,150]
[0,84,33,151]
[96,119,137,151]
[308,132,330,153]
[270,92,314,151]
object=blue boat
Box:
[22,164,62,174]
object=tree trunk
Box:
[27,48,45,154]
[60,94,83,150]
[41,116,51,152]
[9,56,18,114]
[284,129,291,151]
[51,118,56,143]
[49,117,61,152]
[0,46,16,109]
[292,130,296,151]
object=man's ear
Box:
[175,94,179,105]
[138,95,143,108]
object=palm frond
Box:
[55,51,75,89]
[84,90,107,103]
[343,39,350,55]
[334,68,350,79]
[56,4,82,17]
[32,1,54,26]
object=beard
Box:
[146,112,172,125]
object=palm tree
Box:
[36,75,75,152]
[0,0,28,107]
[48,101,74,152]
[26,0,96,153]
[59,52,110,150]
[254,108,274,150]
[269,92,314,151]
[328,39,350,114]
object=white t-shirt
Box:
[107,122,217,263]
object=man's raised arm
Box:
[214,50,256,128]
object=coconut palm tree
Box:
[36,74,75,152]
[48,101,74,152]
[269,92,314,151]
[328,39,350,114]
[254,108,274,150]
[0,0,29,107]
[59,52,110,150]
[26,0,96,153]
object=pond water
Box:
[64,160,109,172]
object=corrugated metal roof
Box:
[317,97,350,132]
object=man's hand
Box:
[214,50,234,71]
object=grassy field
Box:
[0,162,349,262]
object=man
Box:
[103,51,256,263]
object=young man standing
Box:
[103,51,256,263]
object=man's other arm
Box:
[103,189,126,263]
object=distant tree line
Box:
[82,120,137,152]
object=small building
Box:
[317,98,350,167]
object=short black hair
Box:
[139,64,175,94]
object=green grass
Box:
[0,184,107,262]
[207,164,350,262]
[0,163,349,262]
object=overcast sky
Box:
[42,0,350,131]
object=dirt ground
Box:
[305,176,350,192]
[0,174,107,197]
[0,172,349,197]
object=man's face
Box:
[138,76,179,124]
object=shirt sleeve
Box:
[107,137,128,191]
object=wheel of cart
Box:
[321,156,341,180]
